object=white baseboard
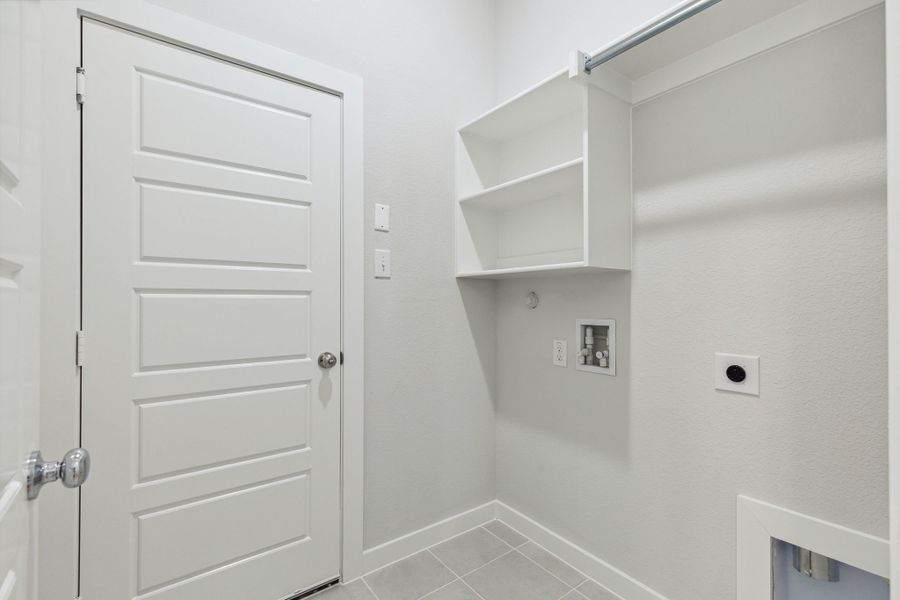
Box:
[362,501,497,574]
[494,501,669,600]
[362,499,668,600]
[361,498,886,600]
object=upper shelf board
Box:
[458,72,582,142]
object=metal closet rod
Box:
[584,0,723,72]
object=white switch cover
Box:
[715,353,759,396]
[374,249,391,278]
[375,204,390,232]
[553,340,567,367]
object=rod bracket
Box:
[569,49,592,79]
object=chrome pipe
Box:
[584,0,723,72]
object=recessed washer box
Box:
[576,319,615,376]
[715,353,759,396]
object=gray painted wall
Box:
[494,6,887,600]
[146,0,500,550]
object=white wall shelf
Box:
[456,262,625,280]
[454,0,882,280]
[456,74,631,278]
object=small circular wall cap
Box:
[726,364,747,383]
[525,291,539,309]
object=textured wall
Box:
[145,0,499,550]
[494,6,887,600]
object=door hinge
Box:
[75,330,86,367]
[75,67,85,106]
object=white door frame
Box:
[39,3,365,599]
[890,0,900,596]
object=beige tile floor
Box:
[313,520,620,600]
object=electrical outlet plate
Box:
[374,249,391,278]
[553,340,567,367]
[715,353,759,396]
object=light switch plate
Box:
[715,353,759,396]
[375,204,390,232]
[374,249,391,278]
[553,340,567,367]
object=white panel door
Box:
[81,19,342,600]
[0,2,41,600]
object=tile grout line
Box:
[430,528,576,600]
[432,522,579,596]
[481,522,529,549]
[361,521,599,600]
[458,577,492,600]
[493,523,591,591]
[362,522,506,600]
[424,549,491,600]
[428,548,515,598]
[575,579,623,600]
[363,520,497,580]
[414,574,463,600]
[510,546,584,595]
[360,576,382,600]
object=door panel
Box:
[139,185,311,268]
[137,383,309,481]
[81,19,341,600]
[0,2,41,599]
[137,475,309,592]
[137,292,310,369]
[137,71,312,177]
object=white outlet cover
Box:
[553,340,567,367]
[375,204,390,232]
[374,249,391,278]
[715,353,759,396]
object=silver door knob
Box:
[25,448,91,500]
[318,352,338,369]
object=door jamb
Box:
[888,0,899,595]
[39,3,366,598]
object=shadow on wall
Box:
[633,15,885,193]
[457,278,499,406]
[495,272,633,462]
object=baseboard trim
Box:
[362,501,497,574]
[494,501,669,600]
[362,499,668,600]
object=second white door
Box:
[81,19,342,600]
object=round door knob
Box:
[25,447,91,500]
[318,352,338,369]
[60,447,91,489]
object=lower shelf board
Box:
[456,262,628,279]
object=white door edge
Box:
[38,4,365,598]
[887,0,900,596]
